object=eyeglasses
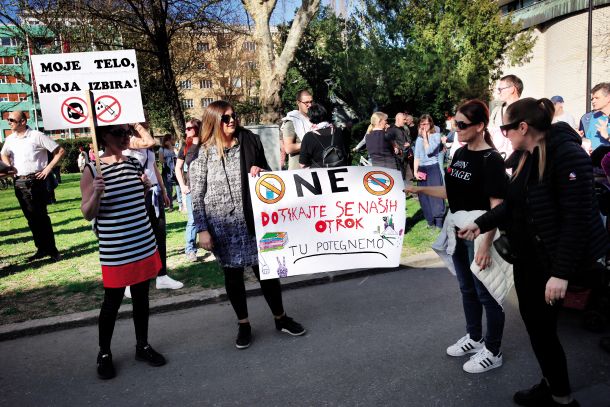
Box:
[499,121,522,137]
[185,126,197,132]
[221,112,237,124]
[298,100,313,105]
[455,121,478,130]
[6,118,20,123]
[497,85,514,93]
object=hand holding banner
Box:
[249,167,406,280]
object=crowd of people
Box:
[2,76,610,407]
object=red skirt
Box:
[101,250,161,288]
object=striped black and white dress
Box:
[87,157,160,288]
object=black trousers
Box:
[224,265,284,320]
[145,189,166,276]
[98,279,150,352]
[513,258,571,397]
[14,178,58,256]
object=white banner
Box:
[249,166,406,280]
[31,50,144,130]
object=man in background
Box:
[281,90,313,169]
[1,110,64,261]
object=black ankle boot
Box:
[135,344,166,367]
[235,322,252,349]
[97,351,116,380]
[513,379,552,406]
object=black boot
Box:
[97,351,116,380]
[135,344,166,367]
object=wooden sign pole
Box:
[84,90,101,174]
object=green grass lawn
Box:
[0,173,438,325]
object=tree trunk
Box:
[242,0,320,124]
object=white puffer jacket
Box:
[431,210,514,306]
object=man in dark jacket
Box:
[387,113,413,182]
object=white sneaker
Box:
[124,286,131,298]
[156,275,184,290]
[463,347,503,373]
[446,334,484,357]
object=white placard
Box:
[249,166,406,280]
[31,50,144,130]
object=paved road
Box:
[1,267,609,407]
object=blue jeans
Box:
[452,238,504,355]
[185,193,197,254]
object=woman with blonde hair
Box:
[189,100,306,349]
[365,111,400,170]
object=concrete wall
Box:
[498,6,610,122]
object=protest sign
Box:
[31,50,144,130]
[249,166,406,280]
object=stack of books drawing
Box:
[259,232,289,252]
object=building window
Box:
[13,56,23,65]
[0,97,9,102]
[0,76,6,84]
[1,37,19,47]
[197,62,209,70]
[181,99,193,109]
[196,42,210,51]
[201,98,214,107]
[216,34,232,49]
[243,41,256,52]
[19,96,27,102]
[179,80,192,89]
[232,78,242,88]
[200,79,213,89]
[245,61,257,70]
[15,77,23,83]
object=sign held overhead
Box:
[31,49,144,130]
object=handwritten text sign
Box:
[249,166,406,280]
[31,50,144,129]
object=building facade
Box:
[497,0,610,122]
[0,25,42,141]
[176,30,262,124]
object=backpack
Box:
[312,127,345,168]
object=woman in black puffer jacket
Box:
[459,98,609,407]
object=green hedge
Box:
[56,138,92,173]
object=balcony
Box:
[503,0,610,29]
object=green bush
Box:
[56,138,92,173]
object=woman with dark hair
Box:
[413,114,445,228]
[407,100,508,374]
[299,103,348,168]
[190,100,306,349]
[80,124,166,380]
[460,98,609,406]
[176,119,201,261]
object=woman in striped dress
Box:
[80,124,166,380]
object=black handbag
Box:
[493,232,517,264]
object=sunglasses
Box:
[185,126,197,132]
[499,121,522,137]
[455,121,478,130]
[6,118,20,123]
[221,112,237,124]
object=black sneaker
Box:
[27,251,46,262]
[135,344,166,367]
[275,315,306,336]
[97,352,116,380]
[513,379,552,406]
[235,322,252,349]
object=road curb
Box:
[0,251,443,341]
